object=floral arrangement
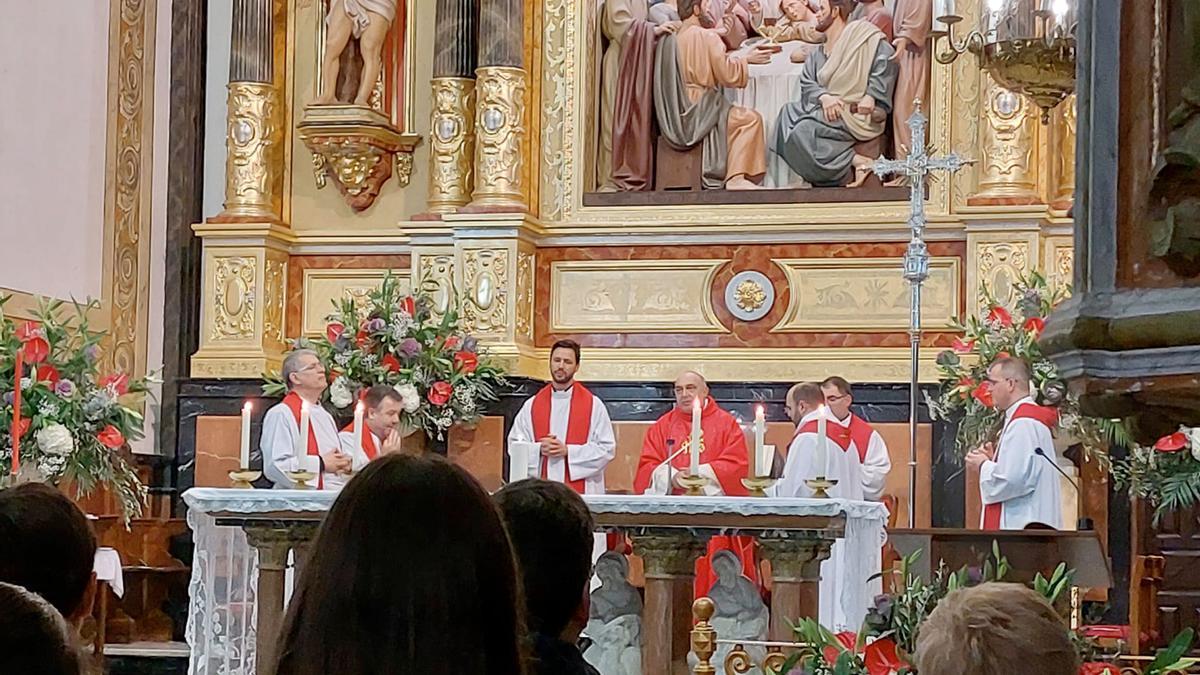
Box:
[0,297,154,522]
[1113,426,1200,523]
[263,273,506,441]
[927,272,1129,461]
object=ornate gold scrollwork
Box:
[977,240,1031,310]
[471,66,527,209]
[297,104,421,212]
[969,76,1040,205]
[515,250,535,342]
[211,257,258,341]
[462,248,510,336]
[223,82,281,219]
[429,77,476,213]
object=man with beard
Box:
[775,0,897,187]
[508,340,617,495]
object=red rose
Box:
[326,322,346,343]
[355,329,369,347]
[97,425,125,449]
[986,305,1013,328]
[952,337,976,353]
[1024,316,1046,335]
[400,296,416,316]
[445,336,461,351]
[972,382,995,407]
[863,637,905,675]
[454,351,479,373]
[22,337,49,364]
[381,353,402,373]
[100,373,130,396]
[1155,432,1189,453]
[14,419,30,438]
[36,365,59,384]
[1079,663,1116,675]
[15,321,41,342]
[428,381,453,406]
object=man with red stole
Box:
[634,371,755,596]
[337,384,405,469]
[260,349,352,490]
[966,357,1063,530]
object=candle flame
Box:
[243,401,252,412]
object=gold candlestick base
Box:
[804,476,838,499]
[228,469,262,489]
[285,470,318,490]
[677,473,710,496]
[741,476,777,497]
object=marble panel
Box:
[285,255,412,338]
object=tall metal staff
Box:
[872,100,971,528]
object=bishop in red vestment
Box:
[633,371,756,596]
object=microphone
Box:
[1034,447,1079,492]
[656,439,687,494]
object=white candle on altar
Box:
[816,404,829,477]
[689,397,702,475]
[296,400,311,470]
[353,400,365,459]
[510,443,530,483]
[239,401,252,468]
[753,405,766,476]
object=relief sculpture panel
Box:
[551,260,728,333]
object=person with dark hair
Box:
[0,582,86,675]
[0,482,97,626]
[495,479,600,675]
[507,339,615,495]
[818,375,891,500]
[338,384,405,466]
[272,454,526,675]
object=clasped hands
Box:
[819,94,876,123]
[965,442,996,470]
[539,435,568,458]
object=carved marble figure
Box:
[315,0,397,106]
[583,552,643,675]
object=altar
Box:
[181,488,886,675]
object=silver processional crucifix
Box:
[871,100,971,529]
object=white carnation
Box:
[36,423,75,456]
[329,377,354,409]
[393,383,421,413]
[1188,426,1200,462]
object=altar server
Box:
[966,357,1063,530]
[507,340,617,494]
[260,349,351,490]
[820,375,892,499]
[338,384,405,468]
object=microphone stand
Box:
[1033,447,1091,530]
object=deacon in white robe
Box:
[260,349,354,490]
[968,358,1063,530]
[336,384,406,474]
[776,382,889,631]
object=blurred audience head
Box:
[0,581,86,675]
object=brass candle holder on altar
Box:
[285,470,318,490]
[677,473,711,496]
[804,476,838,499]
[228,469,261,489]
[741,476,777,497]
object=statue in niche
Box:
[775,0,897,188]
[314,0,397,106]
[688,549,769,675]
[888,0,933,183]
[583,553,643,675]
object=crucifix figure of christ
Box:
[871,99,972,528]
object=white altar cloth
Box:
[181,489,886,675]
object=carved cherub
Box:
[314,0,396,106]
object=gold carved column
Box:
[967,75,1042,206]
[1050,95,1077,215]
[427,0,479,213]
[467,0,527,211]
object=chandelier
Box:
[932,0,1076,123]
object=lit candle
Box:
[296,400,311,470]
[754,405,766,476]
[239,401,252,469]
[690,397,702,476]
[10,350,23,475]
[816,404,829,478]
[353,400,365,460]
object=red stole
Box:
[282,392,324,489]
[982,402,1059,530]
[531,383,594,493]
[340,421,379,460]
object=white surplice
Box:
[775,408,891,631]
[507,388,617,495]
[259,399,346,490]
[979,395,1063,529]
[336,428,378,474]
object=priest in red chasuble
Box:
[633,371,755,596]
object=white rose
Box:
[36,423,75,456]
[393,383,420,413]
[329,377,354,409]
[1188,426,1200,462]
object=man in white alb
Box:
[507,340,616,494]
[820,375,892,495]
[337,384,405,469]
[966,356,1063,530]
[260,349,352,490]
[776,381,888,631]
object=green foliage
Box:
[1114,440,1200,523]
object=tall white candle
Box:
[754,405,766,476]
[932,0,955,33]
[353,401,365,459]
[239,401,252,468]
[690,398,702,475]
[510,443,530,482]
[297,400,311,471]
[816,405,829,478]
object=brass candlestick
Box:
[741,476,777,497]
[228,469,261,489]
[285,469,318,490]
[804,476,838,499]
[677,473,711,496]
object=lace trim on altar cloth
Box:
[185,509,258,675]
